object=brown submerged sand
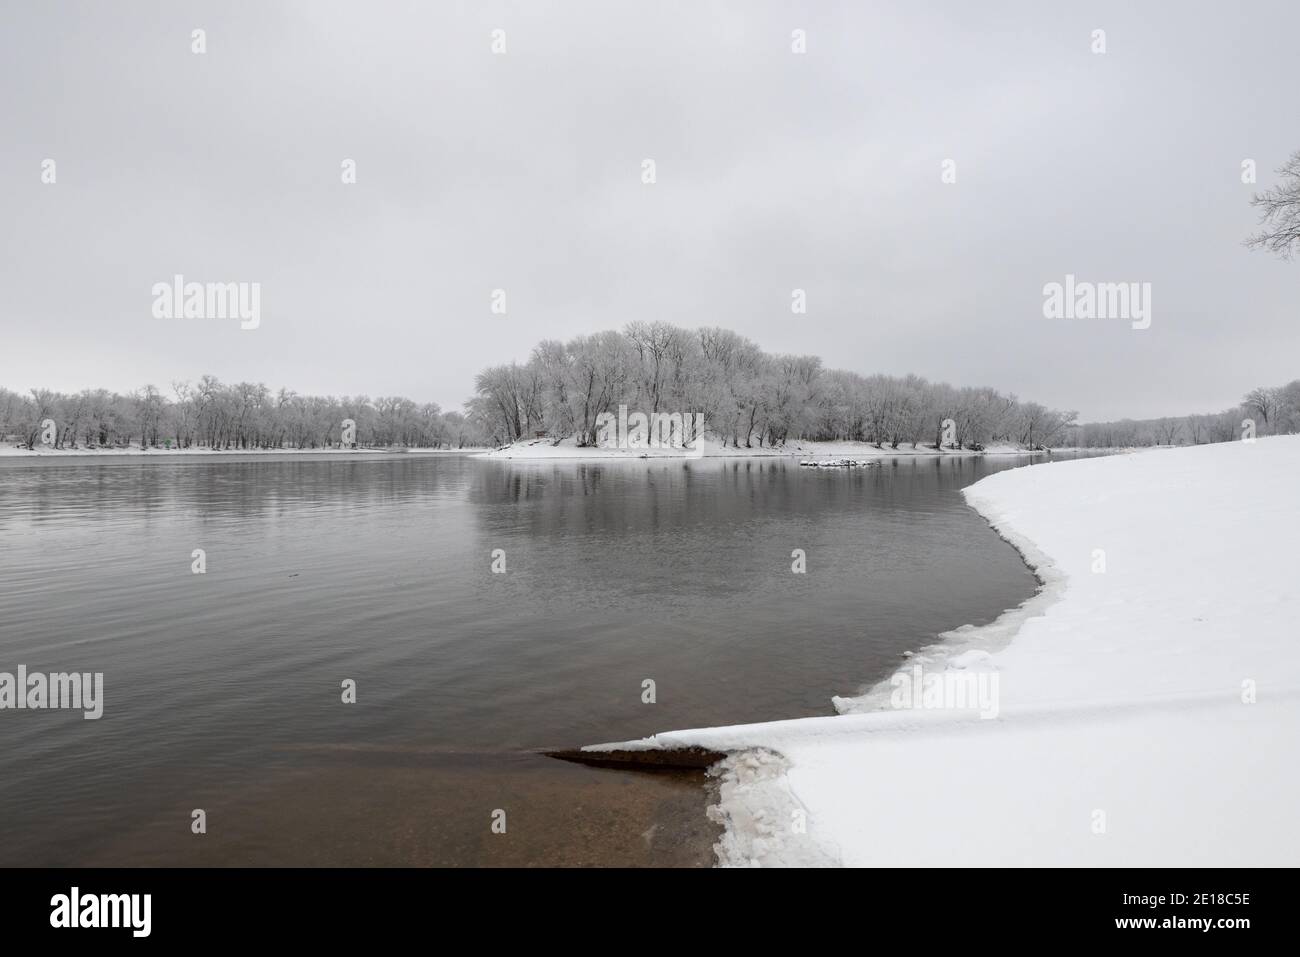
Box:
[77,751,721,867]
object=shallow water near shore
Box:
[0,452,1082,865]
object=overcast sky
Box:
[1,0,1296,421]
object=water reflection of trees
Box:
[465,457,1020,540]
[0,452,1060,536]
[0,457,462,527]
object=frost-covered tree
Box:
[1247,150,1300,260]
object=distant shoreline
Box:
[0,439,1141,461]
[0,445,484,458]
[474,436,1134,461]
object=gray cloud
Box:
[1,0,1296,420]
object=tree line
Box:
[470,322,1079,450]
[0,377,484,450]
[4,325,1293,453]
[1063,381,1300,448]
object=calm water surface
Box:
[0,452,1067,865]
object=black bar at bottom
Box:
[0,867,1283,943]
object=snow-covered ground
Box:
[589,435,1300,866]
[477,435,1050,460]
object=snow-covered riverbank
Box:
[589,435,1300,866]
